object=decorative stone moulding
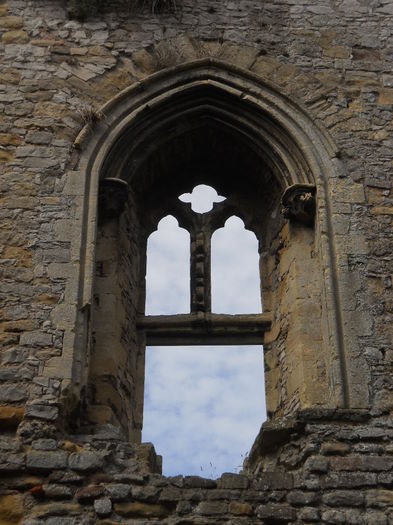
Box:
[98,178,129,222]
[281,183,316,225]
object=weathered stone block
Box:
[330,455,393,472]
[229,501,253,515]
[321,509,347,524]
[114,502,170,518]
[26,450,68,471]
[94,497,112,517]
[254,472,293,490]
[25,404,59,421]
[75,484,105,502]
[321,442,351,456]
[2,30,29,44]
[20,331,53,347]
[298,506,320,522]
[48,470,83,484]
[0,384,27,403]
[0,493,25,524]
[68,451,104,471]
[378,89,393,105]
[184,476,216,489]
[206,488,240,501]
[43,484,73,499]
[0,436,22,452]
[287,490,320,506]
[30,502,82,519]
[378,472,393,486]
[159,486,182,502]
[105,483,130,500]
[32,439,58,451]
[45,518,77,525]
[322,490,364,507]
[196,501,228,515]
[1,347,28,364]
[176,500,192,515]
[0,16,24,29]
[0,368,24,381]
[0,452,25,472]
[218,473,249,489]
[366,489,393,507]
[364,510,389,525]
[256,503,297,522]
[323,472,377,488]
[112,471,145,484]
[306,455,329,473]
[131,485,160,502]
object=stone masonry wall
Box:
[1,0,392,419]
[0,0,392,523]
[1,411,393,523]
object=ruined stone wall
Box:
[0,0,392,523]
[1,411,393,523]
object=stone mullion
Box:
[190,222,212,313]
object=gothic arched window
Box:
[53,62,368,459]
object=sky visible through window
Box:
[143,185,266,477]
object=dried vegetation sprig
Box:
[131,0,177,13]
[77,103,104,126]
[67,0,178,20]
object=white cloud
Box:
[143,346,266,477]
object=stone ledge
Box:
[246,409,372,468]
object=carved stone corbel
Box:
[99,178,129,222]
[281,183,316,225]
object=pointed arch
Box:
[53,59,369,438]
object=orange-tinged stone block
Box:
[0,16,23,29]
[2,30,28,44]
[229,502,253,515]
[0,494,25,523]
[0,133,22,146]
[0,406,25,429]
[115,502,170,518]
[378,89,393,105]
[0,150,14,162]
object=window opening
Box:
[140,183,271,475]
[146,215,190,315]
[211,216,261,314]
[142,345,266,477]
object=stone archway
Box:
[50,59,369,439]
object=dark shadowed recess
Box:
[100,85,285,240]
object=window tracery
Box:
[138,184,271,347]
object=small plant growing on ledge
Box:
[77,103,104,126]
[137,0,178,12]
[67,0,178,20]
[67,0,103,19]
